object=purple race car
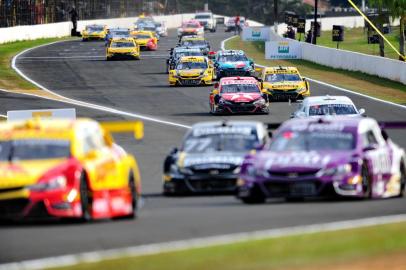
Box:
[237,117,406,203]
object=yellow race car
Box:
[106,38,140,61]
[169,56,214,86]
[130,30,158,50]
[0,111,143,221]
[82,24,107,41]
[257,66,310,101]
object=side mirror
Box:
[268,131,273,138]
[302,77,307,81]
[170,147,178,155]
[363,145,377,152]
[381,129,389,141]
[358,108,366,115]
[295,111,307,118]
[214,94,221,104]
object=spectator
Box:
[234,15,241,35]
[69,6,78,35]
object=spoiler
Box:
[265,123,282,130]
[100,121,144,140]
[378,121,406,129]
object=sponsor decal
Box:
[264,151,331,169]
[252,31,261,37]
[184,156,244,167]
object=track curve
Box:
[0,28,405,263]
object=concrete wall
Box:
[0,13,197,44]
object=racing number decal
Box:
[369,150,391,174]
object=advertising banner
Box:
[265,40,302,59]
[242,27,271,41]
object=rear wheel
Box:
[240,186,265,204]
[396,162,406,198]
[119,172,138,219]
[79,174,91,222]
[361,164,372,199]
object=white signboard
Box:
[7,108,76,121]
[242,27,271,41]
[265,40,302,59]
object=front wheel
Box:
[240,186,265,204]
[79,173,91,222]
[396,162,406,198]
[361,164,372,199]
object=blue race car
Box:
[213,50,255,80]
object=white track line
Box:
[1,214,406,270]
[221,36,406,110]
[9,41,191,129]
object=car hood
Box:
[0,158,70,189]
[179,152,246,169]
[178,69,204,76]
[252,150,354,173]
[219,61,248,69]
[222,93,261,102]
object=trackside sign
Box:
[242,27,271,41]
[265,40,302,59]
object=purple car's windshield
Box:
[269,131,355,151]
[0,139,70,161]
[183,134,258,153]
[309,104,357,116]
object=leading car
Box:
[0,114,143,221]
[237,117,406,203]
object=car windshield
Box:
[111,42,134,48]
[265,73,301,82]
[269,131,355,151]
[112,31,129,36]
[181,40,206,46]
[177,61,207,69]
[0,139,71,161]
[142,27,156,31]
[221,83,260,93]
[155,22,162,27]
[308,104,358,116]
[218,54,247,62]
[195,15,211,19]
[183,133,258,153]
[175,51,203,58]
[134,34,151,39]
[183,23,199,28]
[87,26,103,32]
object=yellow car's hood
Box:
[0,159,66,189]
[264,81,305,90]
[178,69,203,77]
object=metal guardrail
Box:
[0,0,143,28]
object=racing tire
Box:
[79,173,92,222]
[135,56,141,60]
[396,162,406,198]
[117,172,138,219]
[361,163,372,199]
[240,186,266,204]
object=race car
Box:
[177,20,204,38]
[105,28,131,46]
[291,96,366,118]
[169,56,214,86]
[166,47,204,73]
[225,16,249,32]
[131,30,158,51]
[213,50,255,79]
[237,117,406,203]
[106,37,140,60]
[257,66,310,101]
[82,24,107,41]
[209,77,269,115]
[133,22,160,40]
[178,36,211,55]
[163,121,270,195]
[0,109,143,221]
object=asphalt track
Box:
[0,28,405,263]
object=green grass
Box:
[0,37,73,91]
[226,36,406,104]
[49,222,406,270]
[309,26,402,60]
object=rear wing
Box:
[378,121,406,129]
[100,121,144,140]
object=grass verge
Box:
[0,37,73,97]
[226,36,406,104]
[49,221,406,270]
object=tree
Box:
[368,0,406,61]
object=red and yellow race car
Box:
[0,109,143,221]
[131,30,158,51]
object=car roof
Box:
[303,96,355,106]
[264,66,299,74]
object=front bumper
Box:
[265,89,310,101]
[0,188,82,220]
[107,52,140,60]
[163,173,238,194]
[215,102,269,114]
[169,75,212,86]
[217,68,254,78]
[83,34,105,40]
